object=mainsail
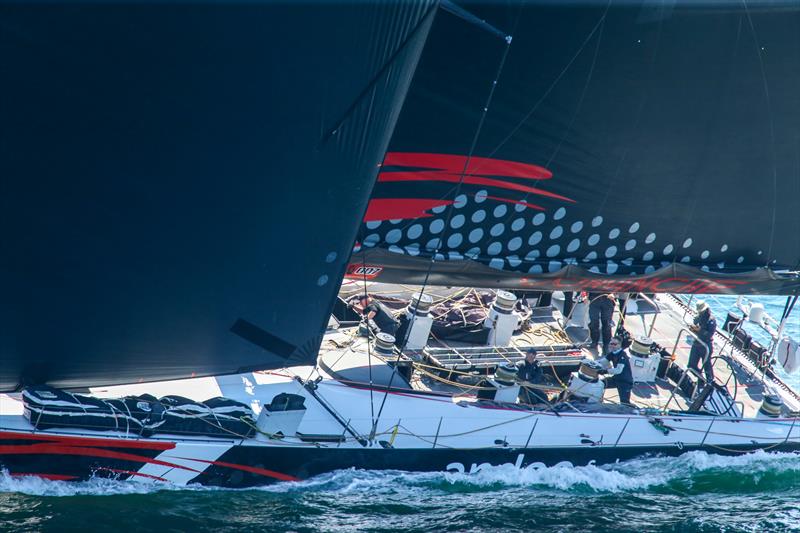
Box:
[0,1,437,391]
[353,0,800,294]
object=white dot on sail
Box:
[386,229,402,244]
[429,219,444,234]
[489,258,505,270]
[567,239,580,253]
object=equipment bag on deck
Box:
[22,385,158,436]
[149,395,256,438]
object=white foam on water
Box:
[4,451,799,497]
[0,469,202,497]
[436,450,800,493]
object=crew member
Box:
[688,299,716,382]
[517,348,547,404]
[353,294,399,336]
[598,336,634,405]
[588,293,616,354]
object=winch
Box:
[757,393,784,418]
[483,290,519,346]
[566,359,605,403]
[402,292,434,350]
[629,335,659,383]
[478,363,521,403]
[373,332,396,357]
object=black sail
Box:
[0,1,437,391]
[353,0,800,295]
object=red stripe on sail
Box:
[383,152,553,180]
[378,172,573,203]
[363,198,452,222]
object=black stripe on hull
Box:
[190,442,800,488]
[4,438,799,487]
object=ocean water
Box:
[1,296,799,532]
[3,450,800,532]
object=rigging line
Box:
[361,220,377,438]
[590,10,664,243]
[741,0,778,265]
[480,3,609,168]
[317,2,438,148]
[491,10,608,267]
[545,15,605,170]
[440,0,512,43]
[368,32,516,441]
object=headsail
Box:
[353,1,800,294]
[0,1,437,391]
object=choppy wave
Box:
[4,450,798,498]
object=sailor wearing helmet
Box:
[688,299,717,382]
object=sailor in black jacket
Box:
[354,295,400,336]
[517,349,547,404]
[688,299,717,382]
[597,336,634,405]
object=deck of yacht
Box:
[337,282,800,416]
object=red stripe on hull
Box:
[0,443,200,473]
[0,430,175,451]
[172,456,299,482]
[10,473,79,481]
[99,468,168,482]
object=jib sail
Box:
[353,0,800,295]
